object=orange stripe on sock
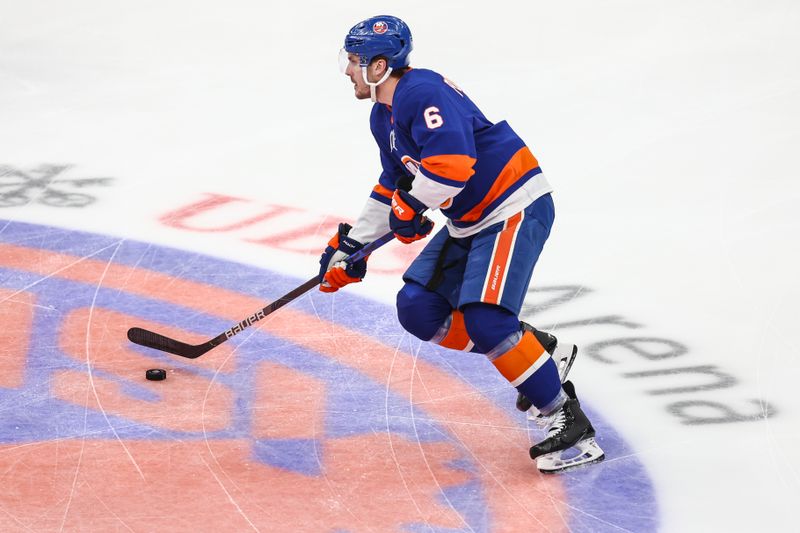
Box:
[491,331,547,383]
[437,310,472,351]
[482,212,522,305]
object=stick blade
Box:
[127,327,210,359]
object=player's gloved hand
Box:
[390,189,433,244]
[318,223,368,293]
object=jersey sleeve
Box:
[398,83,478,209]
[348,105,402,244]
[370,141,401,206]
[368,104,406,207]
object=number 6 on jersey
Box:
[424,106,444,129]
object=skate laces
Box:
[534,408,567,435]
[534,414,551,429]
[544,408,567,436]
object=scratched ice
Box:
[0,1,798,532]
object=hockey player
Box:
[318,15,604,473]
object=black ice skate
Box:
[529,381,605,474]
[516,323,578,415]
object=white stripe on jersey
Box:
[348,197,392,243]
[445,172,552,238]
[480,220,506,300]
[409,167,464,210]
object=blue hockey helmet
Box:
[343,15,413,69]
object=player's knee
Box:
[462,303,520,353]
[396,281,452,341]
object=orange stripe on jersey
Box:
[421,154,477,183]
[437,310,472,351]
[458,146,539,223]
[482,212,522,305]
[491,331,548,385]
[372,183,394,199]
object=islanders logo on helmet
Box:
[344,15,413,68]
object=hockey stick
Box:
[127,230,396,358]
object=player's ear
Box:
[373,57,388,76]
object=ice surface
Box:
[1,1,798,531]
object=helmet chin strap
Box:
[361,66,393,102]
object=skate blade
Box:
[555,343,578,382]
[536,437,605,474]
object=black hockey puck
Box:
[146,368,167,381]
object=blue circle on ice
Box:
[0,220,658,531]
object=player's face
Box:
[343,53,371,100]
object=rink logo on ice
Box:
[0,164,113,208]
[0,220,659,531]
[156,193,775,426]
[521,285,776,425]
[158,192,422,275]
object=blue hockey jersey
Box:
[362,68,552,239]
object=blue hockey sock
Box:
[486,330,564,413]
